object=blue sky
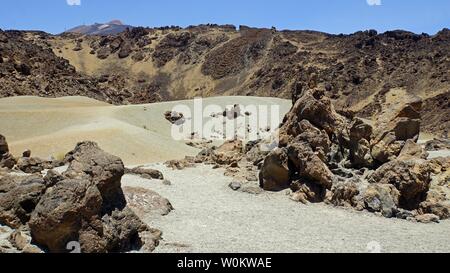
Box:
[0,0,448,34]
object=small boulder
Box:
[415,214,440,224]
[259,148,290,191]
[368,159,432,210]
[330,180,361,208]
[211,140,244,166]
[229,181,242,191]
[125,167,164,180]
[164,111,185,125]
[290,180,327,204]
[363,184,400,218]
[123,187,173,218]
[22,150,31,158]
[16,157,45,174]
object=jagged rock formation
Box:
[1,26,449,134]
[258,89,450,222]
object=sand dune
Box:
[0,96,292,165]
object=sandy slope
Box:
[123,164,450,253]
[0,96,291,165]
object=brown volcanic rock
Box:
[398,140,429,160]
[371,98,423,164]
[363,184,400,218]
[279,119,331,156]
[63,141,126,210]
[211,140,244,166]
[28,178,104,252]
[330,179,361,208]
[27,141,159,253]
[286,142,334,189]
[280,89,348,138]
[259,148,290,191]
[290,180,327,204]
[368,159,432,210]
[0,175,47,228]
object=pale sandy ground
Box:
[0,96,291,165]
[123,164,450,253]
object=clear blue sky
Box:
[0,0,449,35]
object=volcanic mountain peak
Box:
[65,20,132,35]
[107,19,124,25]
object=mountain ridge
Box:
[0,24,448,134]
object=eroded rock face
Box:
[371,98,423,164]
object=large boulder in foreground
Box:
[63,141,126,211]
[26,141,160,253]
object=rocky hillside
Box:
[0,25,449,134]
